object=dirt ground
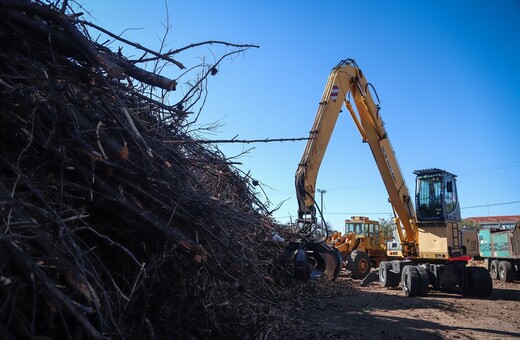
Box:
[288,268,520,340]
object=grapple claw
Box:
[279,241,342,281]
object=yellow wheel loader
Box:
[326,216,392,279]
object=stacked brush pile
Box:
[0,1,305,338]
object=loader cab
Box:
[414,168,461,222]
[344,216,391,248]
[344,216,376,237]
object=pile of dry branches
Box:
[0,1,299,339]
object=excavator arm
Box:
[295,67,346,224]
[286,59,419,279]
[296,59,418,251]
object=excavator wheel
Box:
[465,266,493,297]
[347,250,371,279]
[479,267,493,296]
[401,265,420,297]
[416,266,430,297]
[379,261,399,287]
[379,262,392,287]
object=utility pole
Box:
[317,189,327,229]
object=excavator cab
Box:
[414,168,461,222]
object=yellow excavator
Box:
[281,59,492,297]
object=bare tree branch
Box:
[164,136,312,144]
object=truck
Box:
[478,222,520,282]
[279,58,492,297]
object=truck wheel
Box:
[347,250,371,279]
[489,260,499,280]
[498,261,514,282]
[402,266,420,297]
[416,266,430,297]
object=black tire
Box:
[416,266,430,297]
[478,267,493,297]
[347,250,371,279]
[379,261,392,288]
[489,260,499,280]
[498,261,515,282]
[390,270,401,287]
[402,266,420,297]
[465,266,484,297]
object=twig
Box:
[3,241,104,340]
[80,19,185,70]
[95,121,108,160]
[164,136,311,144]
[168,40,259,56]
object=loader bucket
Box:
[279,241,342,281]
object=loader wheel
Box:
[401,265,420,297]
[347,250,371,279]
[489,260,499,280]
[498,261,514,282]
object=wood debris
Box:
[0,1,316,339]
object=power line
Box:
[266,182,383,196]
[324,212,392,215]
[273,200,520,221]
[272,212,392,220]
[264,161,520,197]
[461,200,520,210]
[457,162,520,176]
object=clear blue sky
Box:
[83,1,520,230]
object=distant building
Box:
[466,215,520,230]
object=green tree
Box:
[460,218,481,230]
[379,217,396,238]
